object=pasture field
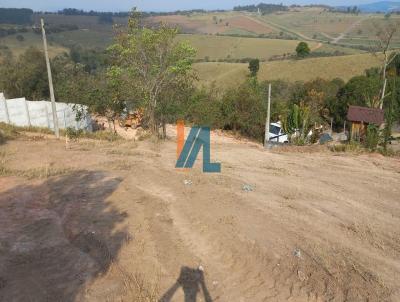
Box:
[0,32,67,58]
[194,53,382,88]
[1,28,362,61]
[255,8,400,48]
[48,29,114,49]
[177,34,319,60]
[147,12,276,35]
[260,8,364,40]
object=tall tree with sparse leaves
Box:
[108,9,196,137]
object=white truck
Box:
[269,122,289,143]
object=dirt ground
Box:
[0,129,399,302]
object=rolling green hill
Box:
[194,53,382,88]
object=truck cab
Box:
[269,122,289,143]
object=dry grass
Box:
[105,159,137,171]
[177,34,317,61]
[0,32,67,57]
[195,52,382,88]
[0,151,72,179]
[120,272,159,302]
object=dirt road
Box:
[332,18,366,44]
[0,131,399,301]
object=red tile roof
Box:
[347,106,384,125]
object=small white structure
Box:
[0,93,92,131]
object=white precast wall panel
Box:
[0,94,92,131]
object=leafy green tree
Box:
[0,47,48,100]
[365,124,379,151]
[220,79,266,140]
[248,59,260,77]
[108,9,196,136]
[296,42,310,58]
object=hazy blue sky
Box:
[0,0,377,12]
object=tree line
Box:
[0,8,33,25]
[233,3,288,14]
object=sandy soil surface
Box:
[0,130,399,302]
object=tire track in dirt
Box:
[133,161,332,301]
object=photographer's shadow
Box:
[159,266,213,302]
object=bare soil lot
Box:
[0,131,399,301]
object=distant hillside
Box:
[348,1,400,13]
[194,53,382,88]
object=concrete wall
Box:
[0,93,92,131]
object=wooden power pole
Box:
[264,83,271,148]
[41,18,59,138]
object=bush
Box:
[0,122,20,142]
[364,124,379,151]
[64,128,122,141]
[0,131,5,144]
[329,142,363,153]
[16,34,24,42]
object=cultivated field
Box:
[0,128,399,301]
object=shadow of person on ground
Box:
[159,266,213,302]
[0,170,127,302]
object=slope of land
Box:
[195,53,382,88]
[147,12,276,35]
[177,34,319,61]
[0,32,67,58]
[177,34,362,61]
[0,130,399,301]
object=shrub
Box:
[65,127,83,140]
[0,122,20,142]
[364,124,379,151]
[16,34,24,42]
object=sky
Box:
[0,0,379,12]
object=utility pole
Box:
[264,83,271,148]
[41,18,59,138]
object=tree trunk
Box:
[380,58,388,109]
[107,118,113,132]
[112,119,116,134]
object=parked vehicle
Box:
[269,122,289,143]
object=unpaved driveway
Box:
[0,132,399,301]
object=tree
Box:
[373,20,400,109]
[282,102,313,145]
[220,79,267,140]
[248,59,260,77]
[296,42,310,58]
[0,47,48,100]
[108,9,196,137]
[383,69,397,151]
